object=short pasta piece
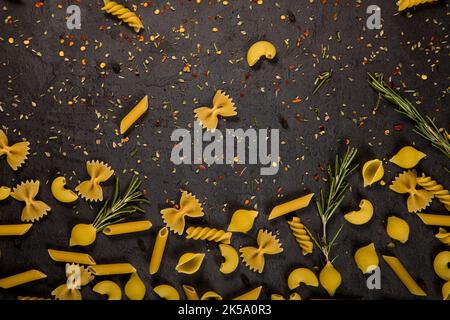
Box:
[125,272,146,300]
[433,251,450,281]
[53,264,94,300]
[343,199,374,225]
[382,255,426,296]
[194,90,237,130]
[227,209,258,233]
[182,285,200,300]
[175,253,205,274]
[219,244,239,274]
[154,284,180,300]
[389,146,426,169]
[0,129,30,171]
[0,224,32,236]
[160,191,204,235]
[88,263,136,276]
[443,281,450,300]
[390,170,433,213]
[102,220,152,236]
[354,243,379,274]
[76,160,114,202]
[416,173,450,211]
[416,213,450,227]
[240,229,283,273]
[287,217,313,255]
[271,292,301,300]
[52,284,82,300]
[186,226,232,244]
[47,249,96,265]
[93,280,122,300]
[0,186,11,201]
[102,0,144,33]
[120,95,149,134]
[11,180,51,222]
[0,269,47,289]
[17,296,52,300]
[386,216,410,243]
[435,228,450,245]
[149,227,169,275]
[362,159,384,187]
[287,267,319,290]
[201,291,222,300]
[232,286,262,300]
[51,177,78,203]
[268,193,314,220]
[397,0,437,11]
[319,261,342,297]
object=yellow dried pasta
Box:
[227,209,258,233]
[416,173,450,211]
[433,251,450,281]
[88,263,136,276]
[149,227,169,275]
[56,263,94,300]
[382,255,426,296]
[76,160,114,202]
[417,213,450,227]
[125,272,146,300]
[386,216,410,243]
[219,244,239,274]
[287,217,313,255]
[232,286,262,300]
[103,220,152,236]
[102,0,143,33]
[435,228,450,245]
[268,193,314,220]
[0,224,32,236]
[362,159,384,187]
[0,186,11,200]
[354,243,379,274]
[47,249,96,265]
[175,253,205,274]
[389,146,426,169]
[186,226,232,244]
[397,0,437,11]
[0,269,46,289]
[0,129,30,171]
[390,170,433,213]
[11,180,51,222]
[194,90,237,130]
[161,191,204,235]
[153,284,180,300]
[120,95,148,134]
[287,267,319,290]
[93,280,122,300]
[240,229,283,273]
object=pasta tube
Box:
[233,286,262,300]
[382,255,426,296]
[268,193,314,220]
[47,249,96,265]
[120,95,148,134]
[88,263,136,276]
[149,227,169,275]
[182,285,200,300]
[0,224,32,236]
[102,220,152,236]
[417,213,450,227]
[0,270,47,289]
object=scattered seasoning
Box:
[312,71,332,94]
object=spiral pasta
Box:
[416,173,450,211]
[287,217,313,255]
[186,226,232,244]
[397,0,437,11]
[102,0,144,33]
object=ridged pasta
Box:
[287,217,313,255]
[185,226,232,244]
[397,0,437,11]
[194,90,237,130]
[0,129,30,171]
[102,0,144,33]
[11,180,51,222]
[416,173,450,211]
[175,253,205,274]
[76,160,114,202]
[17,296,51,300]
[390,170,433,213]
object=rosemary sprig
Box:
[309,147,358,261]
[368,72,450,159]
[313,71,332,94]
[92,176,149,232]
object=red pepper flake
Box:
[121,137,129,143]
[291,98,302,103]
[199,164,206,170]
[332,13,337,22]
[240,92,245,97]
[243,199,250,206]
[319,164,326,172]
[35,1,44,8]
[303,29,309,37]
[204,70,210,77]
[313,174,320,181]
[393,123,404,131]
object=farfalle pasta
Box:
[0,129,30,171]
[76,160,114,202]
[52,264,94,300]
[186,226,232,244]
[397,0,437,11]
[240,229,283,273]
[194,90,237,130]
[390,170,433,213]
[287,217,313,255]
[102,0,144,33]
[416,173,450,211]
[161,191,204,235]
[11,180,51,222]
[175,253,205,274]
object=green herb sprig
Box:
[92,175,149,232]
[308,147,358,261]
[368,72,450,159]
[313,71,332,94]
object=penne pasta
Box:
[47,249,96,265]
[0,224,32,236]
[102,220,152,236]
[268,193,314,220]
[88,263,136,276]
[120,95,148,134]
[416,213,450,227]
[182,285,200,300]
[149,227,169,275]
[382,255,426,296]
[0,269,47,289]
[233,286,262,300]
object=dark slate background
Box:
[0,0,449,300]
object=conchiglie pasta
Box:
[354,243,379,274]
[175,253,205,274]
[362,159,384,187]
